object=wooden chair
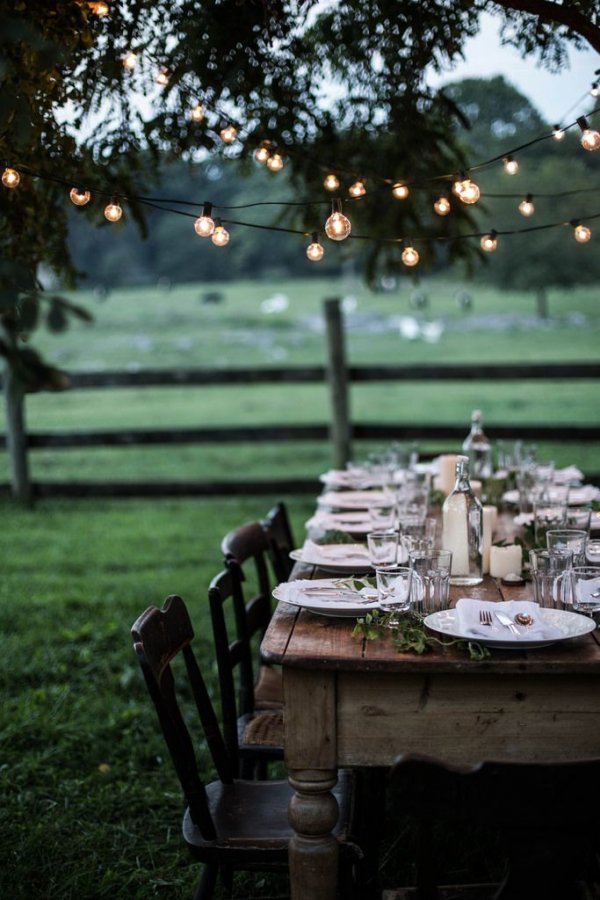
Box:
[387,752,600,900]
[261,501,296,584]
[131,594,362,899]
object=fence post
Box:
[3,359,31,504]
[324,297,351,467]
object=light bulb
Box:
[591,82,600,98]
[458,179,480,204]
[88,1,109,16]
[348,180,366,198]
[323,173,339,192]
[433,195,451,216]
[211,218,230,247]
[503,156,519,175]
[480,231,498,252]
[266,152,283,171]
[552,125,565,141]
[573,223,592,243]
[191,103,205,123]
[123,52,138,71]
[392,182,409,200]
[577,116,600,151]
[306,232,324,261]
[401,245,419,267]
[156,67,171,86]
[518,195,535,217]
[194,202,215,237]
[104,200,122,222]
[254,143,270,164]
[69,187,91,206]
[220,124,237,144]
[2,167,20,189]
[325,199,351,241]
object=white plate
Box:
[424,607,596,649]
[290,544,373,573]
[273,578,379,618]
[317,490,392,510]
[306,511,374,535]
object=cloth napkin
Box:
[317,490,391,509]
[319,469,377,488]
[574,576,600,607]
[277,578,378,607]
[554,465,584,484]
[300,539,371,568]
[305,511,372,534]
[455,598,563,641]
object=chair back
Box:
[221,520,273,631]
[262,501,295,583]
[131,594,235,840]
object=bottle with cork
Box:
[462,409,492,480]
[442,455,483,585]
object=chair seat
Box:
[239,710,285,753]
[254,663,283,710]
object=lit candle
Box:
[489,544,522,579]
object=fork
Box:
[479,609,493,626]
[495,611,521,636]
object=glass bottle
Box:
[442,455,483,585]
[462,409,492,480]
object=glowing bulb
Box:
[503,156,519,175]
[591,82,600,98]
[191,104,205,123]
[574,223,592,243]
[325,199,351,241]
[433,195,451,216]
[194,202,215,237]
[392,182,409,200]
[104,200,122,222]
[211,218,230,247]
[306,232,324,262]
[401,245,419,267]
[2,167,20,189]
[266,152,284,171]
[480,231,498,252]
[88,1,109,16]
[69,187,91,206]
[323,173,339,192]
[458,179,480,204]
[552,125,565,141]
[220,124,237,144]
[254,144,270,164]
[518,195,535,217]
[348,180,366,198]
[156,67,171,86]
[122,52,138,71]
[577,116,600,151]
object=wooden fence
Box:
[2,298,599,500]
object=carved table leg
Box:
[288,767,339,900]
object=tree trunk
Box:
[324,298,351,468]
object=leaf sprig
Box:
[352,610,490,660]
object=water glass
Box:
[529,548,573,609]
[408,549,453,617]
[398,520,430,563]
[585,540,600,566]
[533,500,567,546]
[376,566,413,623]
[367,531,398,568]
[368,498,396,531]
[546,529,587,567]
[566,505,592,532]
[568,566,600,623]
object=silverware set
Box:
[479,608,529,635]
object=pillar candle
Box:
[471,479,482,499]
[489,544,523,579]
[438,454,458,496]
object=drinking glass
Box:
[368,500,396,531]
[408,549,453,617]
[534,500,567,547]
[546,529,587,567]
[566,505,592,532]
[398,521,428,563]
[367,531,398,568]
[568,566,600,623]
[376,566,413,623]
[585,540,600,566]
[529,548,573,609]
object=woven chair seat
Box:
[242,711,285,748]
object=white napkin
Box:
[317,490,391,509]
[300,539,371,567]
[277,578,378,607]
[305,511,372,534]
[455,598,562,641]
[513,512,533,527]
[568,486,600,504]
[554,465,584,484]
[319,469,377,488]
[574,576,600,608]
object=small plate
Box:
[424,607,596,649]
[273,578,379,618]
[290,544,373,573]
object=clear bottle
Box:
[462,409,492,480]
[442,455,483,585]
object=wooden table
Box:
[261,568,600,899]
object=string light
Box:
[392,182,409,200]
[518,194,535,217]
[69,187,91,206]
[572,221,592,243]
[323,173,340,192]
[348,180,366,198]
[88,1,109,15]
[480,230,498,252]
[455,176,481,205]
[122,52,138,71]
[306,231,324,261]
[2,167,20,189]
[552,125,566,141]
[325,199,351,241]
[401,245,419,267]
[266,152,284,171]
[156,67,171,87]
[433,195,451,216]
[194,202,215,236]
[220,124,237,144]
[211,218,230,246]
[503,156,519,175]
[577,116,600,151]
[254,143,270,165]
[190,103,205,123]
[104,199,122,222]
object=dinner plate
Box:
[306,511,374,535]
[273,578,379,617]
[290,544,373,573]
[424,607,596,649]
[317,490,392,510]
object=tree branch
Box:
[492,0,600,54]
